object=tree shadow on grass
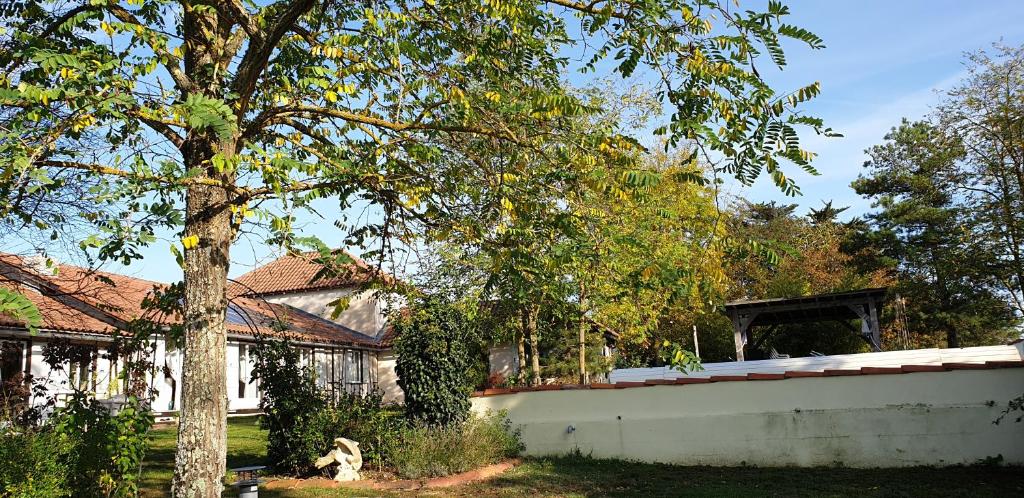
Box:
[441,455,1024,498]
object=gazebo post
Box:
[728,310,758,362]
[867,297,881,351]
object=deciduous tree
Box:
[1,1,828,494]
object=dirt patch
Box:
[263,459,520,491]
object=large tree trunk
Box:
[173,164,233,497]
[172,7,236,496]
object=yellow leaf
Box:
[100,21,114,36]
[181,235,199,250]
[325,90,338,103]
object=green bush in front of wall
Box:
[251,337,332,475]
[251,337,406,476]
[53,393,154,498]
[392,296,475,427]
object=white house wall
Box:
[2,331,383,415]
[263,288,396,338]
[376,351,403,403]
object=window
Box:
[237,344,248,399]
[346,350,363,384]
[1,341,25,401]
[68,356,93,392]
[0,341,24,384]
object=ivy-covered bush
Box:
[392,297,475,426]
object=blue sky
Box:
[733,0,1024,217]
[17,1,1024,284]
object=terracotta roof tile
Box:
[941,362,989,370]
[0,254,382,348]
[644,379,676,385]
[614,382,645,389]
[674,377,712,385]
[0,279,116,335]
[783,371,826,378]
[748,373,786,380]
[233,251,384,296]
[709,375,748,382]
[823,369,862,376]
[860,367,904,375]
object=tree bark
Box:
[172,7,236,497]
[173,151,233,497]
[577,284,588,384]
[515,314,527,386]
[526,304,541,386]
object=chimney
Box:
[24,251,57,276]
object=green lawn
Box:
[141,416,270,497]
[143,417,1023,497]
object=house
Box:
[0,251,404,418]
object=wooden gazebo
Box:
[725,288,887,361]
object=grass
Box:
[142,418,1023,497]
[140,416,269,497]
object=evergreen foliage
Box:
[393,297,475,426]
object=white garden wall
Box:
[609,345,1022,382]
[472,365,1024,467]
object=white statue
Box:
[315,437,363,482]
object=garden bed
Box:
[263,458,520,491]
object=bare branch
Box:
[244,105,519,143]
[231,0,316,117]
[545,0,626,19]
[127,110,185,149]
[36,160,229,189]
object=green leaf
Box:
[0,288,43,334]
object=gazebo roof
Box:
[724,288,889,360]
[725,288,888,326]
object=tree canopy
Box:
[1,1,829,494]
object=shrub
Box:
[53,392,154,498]
[388,411,522,479]
[392,297,475,426]
[252,337,405,475]
[331,390,406,472]
[0,427,71,498]
[251,337,331,475]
